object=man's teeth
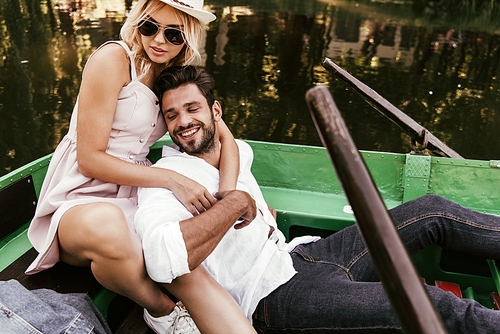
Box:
[181,128,197,137]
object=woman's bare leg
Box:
[58,202,175,317]
[59,202,255,332]
[166,266,257,334]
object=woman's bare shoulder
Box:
[83,42,132,84]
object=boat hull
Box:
[2,135,500,328]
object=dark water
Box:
[1,0,500,177]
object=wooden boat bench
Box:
[0,175,154,333]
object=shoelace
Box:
[172,306,199,333]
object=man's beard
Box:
[171,118,216,155]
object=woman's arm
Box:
[217,119,239,192]
[75,44,215,215]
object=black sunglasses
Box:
[138,20,185,46]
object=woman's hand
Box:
[168,172,216,216]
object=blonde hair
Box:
[120,0,204,80]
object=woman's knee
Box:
[59,203,139,260]
[62,202,125,235]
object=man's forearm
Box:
[180,190,256,270]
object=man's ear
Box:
[212,100,222,121]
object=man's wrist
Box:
[218,190,256,224]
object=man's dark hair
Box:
[155,66,216,111]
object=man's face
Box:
[162,83,219,155]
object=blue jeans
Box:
[253,195,500,333]
[0,280,111,334]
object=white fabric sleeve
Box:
[135,186,192,283]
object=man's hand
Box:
[181,189,257,270]
[214,190,257,229]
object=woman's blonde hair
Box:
[120,0,204,80]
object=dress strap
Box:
[112,41,138,81]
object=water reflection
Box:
[1,0,500,176]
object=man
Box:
[135,66,500,333]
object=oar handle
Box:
[306,84,448,334]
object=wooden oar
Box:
[321,57,463,159]
[305,84,448,334]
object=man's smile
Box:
[175,125,201,141]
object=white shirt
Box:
[135,140,319,320]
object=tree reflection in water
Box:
[1,0,499,176]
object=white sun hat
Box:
[161,0,216,25]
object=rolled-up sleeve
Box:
[135,186,192,283]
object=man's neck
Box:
[188,141,221,170]
[184,137,221,169]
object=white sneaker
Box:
[144,304,201,334]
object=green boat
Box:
[2,61,500,332]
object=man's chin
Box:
[175,143,193,153]
[172,139,197,154]
[172,131,215,155]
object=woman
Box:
[26,0,256,333]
